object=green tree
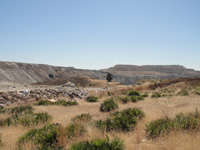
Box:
[106,73,113,82]
[49,74,54,78]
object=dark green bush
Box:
[131,96,138,103]
[86,96,98,102]
[69,137,124,150]
[18,124,62,149]
[96,108,144,131]
[72,113,92,123]
[100,99,118,112]
[128,90,140,96]
[146,111,200,138]
[107,92,111,96]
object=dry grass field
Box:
[0,78,200,150]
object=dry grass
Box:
[1,81,200,149]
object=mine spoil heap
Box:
[0,85,88,106]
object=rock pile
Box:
[0,86,88,106]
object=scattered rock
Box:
[0,85,88,105]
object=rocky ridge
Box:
[0,61,199,85]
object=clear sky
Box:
[0,0,199,70]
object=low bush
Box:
[66,122,86,139]
[177,89,189,96]
[195,89,200,95]
[19,112,52,127]
[9,105,33,114]
[69,137,124,150]
[86,96,98,102]
[34,100,51,106]
[96,108,144,131]
[0,118,12,126]
[18,124,61,149]
[0,106,6,113]
[137,95,144,100]
[131,96,138,103]
[146,111,200,138]
[100,98,118,112]
[72,113,92,123]
[120,97,130,104]
[151,92,161,98]
[55,100,78,106]
[35,100,78,106]
[127,90,140,96]
[142,93,149,98]
[0,112,51,127]
[0,105,51,127]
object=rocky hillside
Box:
[0,61,199,85]
[103,65,200,84]
[0,61,106,86]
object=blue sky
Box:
[0,0,199,70]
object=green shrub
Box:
[128,90,140,96]
[35,100,78,106]
[0,112,51,127]
[72,113,92,123]
[120,97,130,104]
[86,96,98,102]
[100,99,118,112]
[0,106,6,113]
[142,93,149,98]
[18,124,62,149]
[69,137,124,150]
[0,118,12,126]
[151,92,161,98]
[96,108,144,131]
[107,92,111,96]
[55,100,78,106]
[177,89,189,96]
[137,95,144,100]
[49,74,54,78]
[0,105,51,127]
[146,118,172,138]
[21,112,51,126]
[66,122,86,139]
[195,89,200,95]
[146,111,200,138]
[130,96,138,103]
[34,100,51,105]
[9,105,33,114]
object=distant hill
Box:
[103,65,200,84]
[0,61,199,85]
